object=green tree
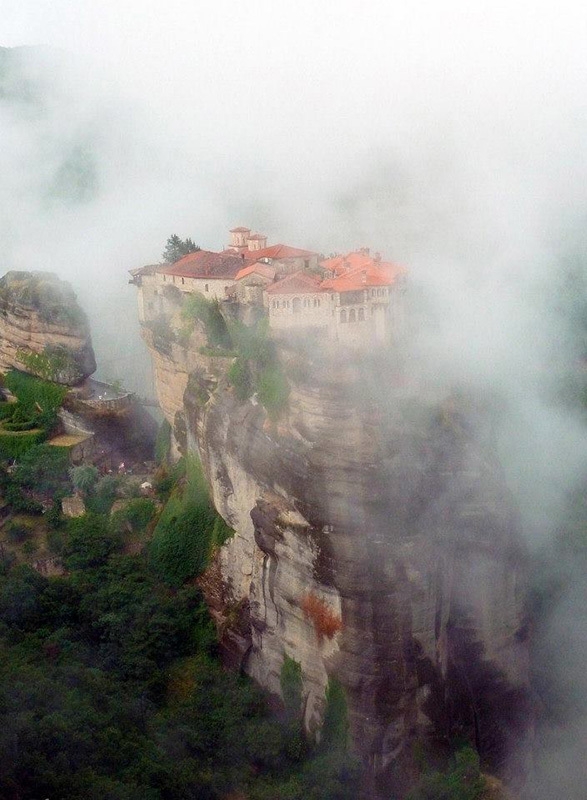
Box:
[162,234,200,263]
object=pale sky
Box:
[2,0,587,532]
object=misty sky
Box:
[2,0,587,534]
[3,0,587,260]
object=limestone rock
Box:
[0,271,96,384]
[137,301,532,797]
[62,494,85,518]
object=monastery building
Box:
[130,227,406,349]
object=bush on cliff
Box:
[228,356,253,400]
[182,293,232,350]
[407,746,486,800]
[149,455,232,586]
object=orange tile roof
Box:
[251,243,318,260]
[321,252,374,275]
[235,262,276,281]
[320,251,406,292]
[322,266,404,292]
[158,250,245,279]
[265,271,324,295]
[230,226,251,233]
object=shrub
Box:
[112,498,156,534]
[14,445,70,492]
[4,370,67,415]
[69,465,99,494]
[407,746,485,800]
[149,456,227,585]
[22,540,38,556]
[0,402,16,421]
[0,429,45,460]
[5,522,29,543]
[149,500,217,586]
[280,655,303,719]
[300,594,342,641]
[63,514,123,570]
[320,679,349,752]
[182,294,232,349]
[258,364,290,420]
[228,357,253,401]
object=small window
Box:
[372,289,376,297]
[293,297,301,313]
[282,300,287,308]
[314,298,320,307]
[340,309,347,323]
[377,289,382,297]
[181,277,185,285]
[163,274,166,281]
[358,308,365,321]
[205,284,209,292]
[304,259,309,269]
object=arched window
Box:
[377,288,382,297]
[282,300,288,308]
[304,298,310,307]
[358,308,365,321]
[372,289,376,297]
[293,297,301,313]
[340,309,347,323]
[314,298,320,307]
[349,309,356,323]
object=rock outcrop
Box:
[0,271,96,385]
[138,300,531,797]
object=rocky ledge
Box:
[0,271,96,385]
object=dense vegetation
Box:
[0,370,66,459]
[181,296,290,420]
[0,369,358,798]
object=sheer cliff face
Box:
[140,311,531,794]
[0,271,96,384]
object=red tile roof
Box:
[251,244,318,261]
[235,262,276,281]
[265,271,324,295]
[158,250,245,280]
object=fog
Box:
[2,0,587,794]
